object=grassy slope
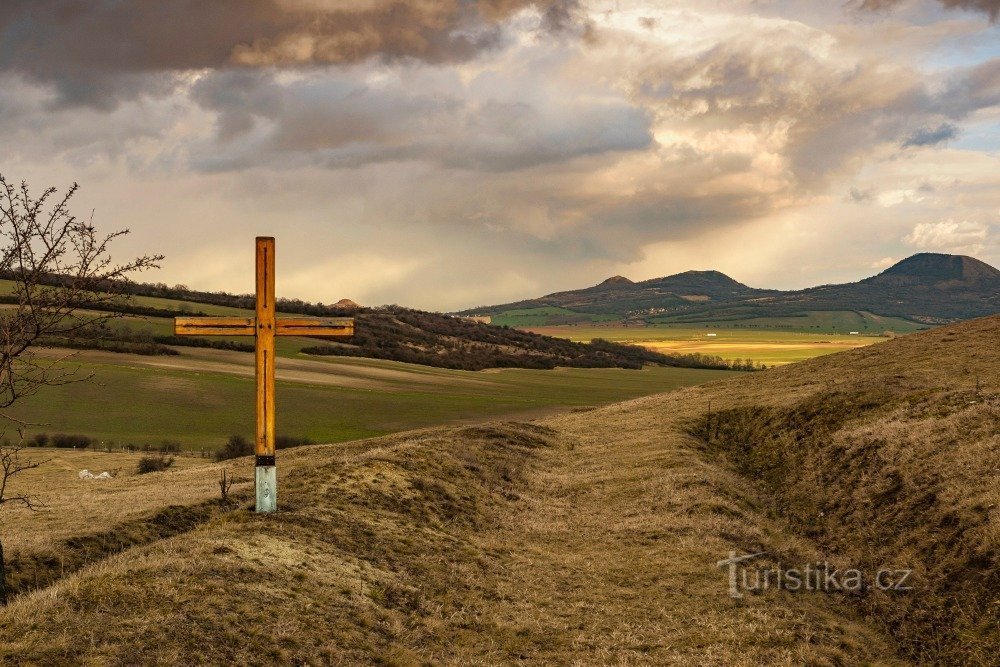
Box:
[7,347,729,449]
[649,309,928,332]
[0,316,994,663]
[494,305,927,333]
[3,278,919,366]
[0,279,246,317]
[0,424,897,665]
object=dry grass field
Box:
[0,316,996,664]
[1,450,237,557]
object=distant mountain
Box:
[464,253,1000,326]
[333,298,362,310]
[865,253,1000,286]
[469,269,770,320]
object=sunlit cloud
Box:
[905,219,991,254]
[0,0,997,309]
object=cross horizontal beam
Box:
[175,316,254,336]
[275,317,354,336]
[175,316,354,337]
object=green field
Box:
[9,347,732,452]
[0,284,734,451]
[488,306,929,364]
[647,310,928,333]
[0,280,249,317]
[0,283,898,449]
[490,304,928,335]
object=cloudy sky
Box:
[1,0,998,310]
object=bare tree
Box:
[0,175,163,414]
[0,174,162,603]
[0,440,45,604]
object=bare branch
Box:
[0,441,47,513]
[0,174,163,416]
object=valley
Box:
[2,314,995,664]
[523,324,887,365]
[9,345,731,451]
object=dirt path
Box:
[457,390,904,664]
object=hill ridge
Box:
[867,252,1000,285]
[466,253,1000,323]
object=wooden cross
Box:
[174,237,354,513]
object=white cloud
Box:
[904,219,990,254]
[877,189,927,206]
[871,256,898,268]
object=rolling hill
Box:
[1,315,996,663]
[0,276,752,371]
[466,253,1000,326]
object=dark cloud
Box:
[932,59,1000,118]
[0,0,572,106]
[858,0,1000,20]
[848,186,876,203]
[632,27,1000,193]
[188,67,653,173]
[901,122,959,147]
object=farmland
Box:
[525,324,892,365]
[8,346,732,451]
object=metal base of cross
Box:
[255,461,277,513]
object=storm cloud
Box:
[0,0,997,309]
[859,0,1000,20]
[0,0,575,106]
[187,62,652,173]
[902,122,959,147]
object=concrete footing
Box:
[255,465,277,513]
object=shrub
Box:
[136,455,175,474]
[31,433,49,447]
[215,434,253,461]
[51,433,92,449]
[157,441,182,454]
[275,435,315,450]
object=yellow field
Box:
[526,325,887,365]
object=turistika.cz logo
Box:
[716,552,912,599]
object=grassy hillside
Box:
[0,427,896,665]
[490,306,619,327]
[0,316,995,663]
[6,347,730,450]
[493,306,925,332]
[0,279,709,371]
[467,253,999,327]
[647,309,927,333]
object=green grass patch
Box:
[7,352,731,452]
[648,310,927,334]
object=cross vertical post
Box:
[173,236,354,514]
[255,237,277,512]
